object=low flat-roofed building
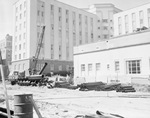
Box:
[74,29,150,84]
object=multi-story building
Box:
[85,3,121,40]
[0,34,12,65]
[12,0,120,74]
[114,3,150,36]
[0,34,12,78]
[12,0,99,73]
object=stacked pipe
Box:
[78,82,105,91]
[116,85,136,93]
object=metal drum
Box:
[14,94,33,118]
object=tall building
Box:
[85,4,121,40]
[12,0,120,73]
[0,34,12,65]
[114,3,150,36]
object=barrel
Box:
[14,94,33,118]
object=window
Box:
[37,10,40,16]
[16,7,18,13]
[19,34,21,40]
[103,26,108,30]
[24,11,26,17]
[19,24,21,30]
[102,19,108,23]
[23,43,25,49]
[115,61,119,72]
[15,45,17,51]
[19,54,21,59]
[20,14,22,19]
[51,5,54,12]
[41,11,44,17]
[126,60,141,74]
[88,64,92,71]
[24,21,26,28]
[96,63,100,71]
[118,17,122,35]
[16,16,18,21]
[125,15,129,33]
[23,53,25,58]
[132,13,136,31]
[19,44,21,50]
[58,65,62,71]
[81,64,85,71]
[15,55,17,60]
[103,35,108,39]
[58,7,61,13]
[24,1,26,8]
[139,11,144,28]
[23,33,26,39]
[20,4,22,10]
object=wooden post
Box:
[0,65,11,118]
[28,96,42,118]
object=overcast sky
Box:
[0,0,150,40]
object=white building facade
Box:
[114,3,150,36]
[86,4,121,40]
[12,0,120,74]
[12,0,99,73]
[74,30,150,84]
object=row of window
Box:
[15,33,26,42]
[81,60,141,75]
[16,10,26,21]
[15,43,26,51]
[16,1,26,13]
[14,53,26,60]
[15,21,26,32]
[118,9,150,35]
[14,63,70,72]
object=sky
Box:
[0,0,150,40]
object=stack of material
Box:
[67,85,78,90]
[75,110,124,118]
[116,85,136,93]
[55,81,70,88]
[96,83,121,91]
[78,82,105,91]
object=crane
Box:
[31,26,46,75]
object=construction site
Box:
[0,0,150,118]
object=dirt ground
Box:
[0,82,150,118]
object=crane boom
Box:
[32,26,45,75]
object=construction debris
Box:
[75,110,124,118]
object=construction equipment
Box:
[31,26,46,75]
[10,26,48,86]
